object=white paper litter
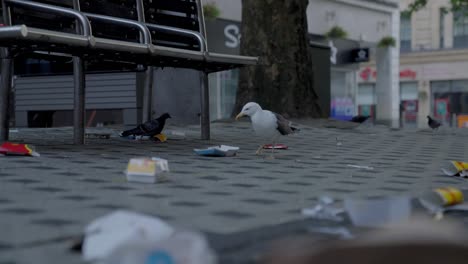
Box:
[125,157,170,183]
[346,164,374,170]
[302,197,345,222]
[82,210,174,261]
[308,226,354,239]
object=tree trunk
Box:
[234,0,323,118]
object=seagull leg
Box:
[266,142,275,159]
[255,145,264,155]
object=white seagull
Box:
[235,102,298,157]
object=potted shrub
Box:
[325,26,348,39]
[377,36,396,48]
[203,2,220,20]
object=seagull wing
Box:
[274,113,295,135]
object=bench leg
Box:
[0,54,13,142]
[200,72,210,140]
[142,66,154,122]
[73,57,85,145]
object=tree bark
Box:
[234,0,323,118]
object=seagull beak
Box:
[235,113,245,121]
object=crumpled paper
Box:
[302,197,345,222]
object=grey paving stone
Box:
[1,208,45,215]
[242,198,279,205]
[202,191,234,196]
[30,218,78,227]
[134,193,168,199]
[7,179,41,184]
[2,123,468,263]
[171,201,206,207]
[200,176,226,181]
[230,183,258,188]
[212,211,254,219]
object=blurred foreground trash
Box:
[194,145,239,157]
[344,197,411,228]
[302,197,345,222]
[263,218,468,264]
[122,133,167,143]
[441,161,468,177]
[419,187,468,219]
[307,226,353,240]
[0,142,40,157]
[126,157,169,183]
[85,133,111,139]
[263,144,288,150]
[82,210,217,264]
[166,130,187,140]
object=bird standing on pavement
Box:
[235,102,298,157]
[427,115,441,130]
[350,115,370,124]
[120,113,171,138]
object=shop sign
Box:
[351,48,369,63]
[359,67,377,81]
[399,69,417,79]
[331,97,355,120]
[359,67,417,81]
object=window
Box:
[453,10,468,48]
[400,82,418,127]
[357,84,376,106]
[357,83,376,119]
[400,12,412,52]
[431,80,468,126]
[440,8,445,48]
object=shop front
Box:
[358,66,420,127]
[431,80,468,127]
[359,49,468,128]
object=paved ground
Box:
[1,119,468,263]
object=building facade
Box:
[358,0,468,128]
[209,0,400,123]
[12,0,401,127]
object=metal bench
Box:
[0,0,258,144]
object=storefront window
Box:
[330,70,356,120]
[209,69,239,120]
[400,82,418,127]
[357,83,376,121]
[431,80,468,126]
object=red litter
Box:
[0,142,40,157]
[263,144,288,150]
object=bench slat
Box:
[144,0,197,14]
[80,0,138,20]
[28,0,73,8]
[146,12,199,31]
[11,8,76,33]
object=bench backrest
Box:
[80,0,140,43]
[9,0,75,34]
[144,0,202,50]
[5,0,206,51]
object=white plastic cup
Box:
[344,197,412,228]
